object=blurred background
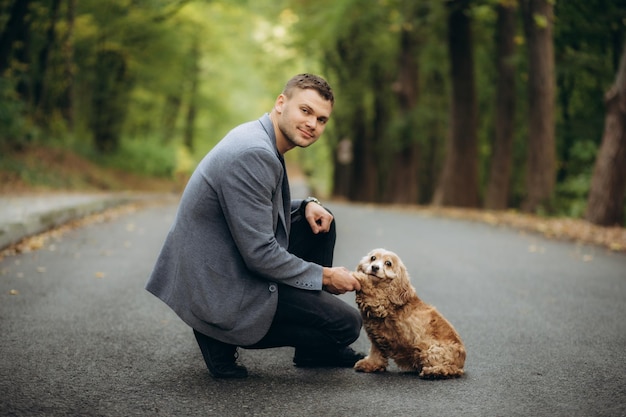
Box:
[1,0,625,226]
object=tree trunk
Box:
[90,48,129,153]
[385,145,420,203]
[59,0,76,130]
[0,0,32,101]
[34,0,61,119]
[433,0,480,207]
[332,137,353,199]
[348,106,378,202]
[386,25,421,204]
[183,42,200,151]
[0,0,30,75]
[585,42,626,226]
[520,0,556,212]
[162,94,182,143]
[485,1,517,210]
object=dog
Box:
[353,248,466,378]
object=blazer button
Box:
[269,284,277,293]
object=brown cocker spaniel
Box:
[353,248,466,378]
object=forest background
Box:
[1,0,626,228]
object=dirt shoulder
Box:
[387,204,626,254]
[0,145,177,194]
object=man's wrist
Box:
[300,196,322,215]
[321,267,332,287]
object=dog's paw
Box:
[352,271,368,282]
[354,358,387,373]
[419,365,464,379]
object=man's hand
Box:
[322,267,361,294]
[305,202,333,234]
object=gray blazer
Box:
[146,114,323,346]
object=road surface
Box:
[1,200,625,416]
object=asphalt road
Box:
[1,200,625,416]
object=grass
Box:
[0,143,178,193]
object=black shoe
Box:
[194,330,248,378]
[293,346,365,368]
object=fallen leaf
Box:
[27,236,46,251]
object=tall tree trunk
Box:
[419,70,446,204]
[34,0,61,119]
[485,1,517,210]
[521,0,556,212]
[433,0,480,207]
[59,0,75,130]
[349,104,378,202]
[161,94,182,143]
[332,137,353,199]
[0,0,32,101]
[90,48,129,153]
[585,42,626,226]
[386,25,421,204]
[183,42,199,151]
[0,0,30,75]
[370,80,391,202]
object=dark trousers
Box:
[194,213,362,355]
[244,214,362,351]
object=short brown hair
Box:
[282,73,334,106]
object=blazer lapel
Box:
[259,114,290,238]
[278,154,291,237]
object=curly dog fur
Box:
[353,248,466,378]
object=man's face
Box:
[274,88,333,152]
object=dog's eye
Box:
[385,261,392,267]
[370,256,376,261]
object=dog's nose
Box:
[371,265,379,272]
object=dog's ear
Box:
[388,263,414,306]
[356,251,372,272]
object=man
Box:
[146,74,364,379]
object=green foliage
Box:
[552,140,597,217]
[552,0,626,216]
[90,136,177,178]
[0,77,29,147]
[1,0,625,219]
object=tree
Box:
[59,0,75,130]
[552,0,626,217]
[0,0,30,75]
[33,0,61,121]
[384,5,422,204]
[585,41,626,226]
[182,39,199,151]
[306,1,397,202]
[520,0,556,212]
[433,0,480,207]
[89,48,130,153]
[485,0,517,210]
